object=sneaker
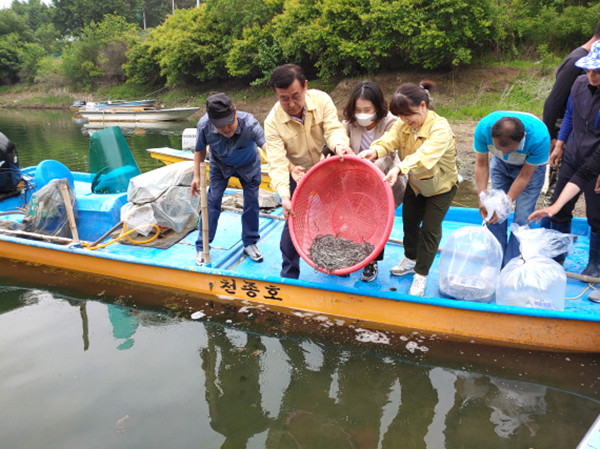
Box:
[243,244,263,262]
[196,251,205,266]
[409,273,427,297]
[589,288,600,303]
[361,261,378,282]
[390,258,416,277]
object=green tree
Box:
[18,41,45,83]
[145,7,213,86]
[270,0,401,78]
[60,14,140,88]
[0,34,22,84]
[227,23,283,83]
[0,8,31,38]
[396,0,501,69]
[139,0,172,28]
[52,0,142,36]
[34,23,62,54]
[127,0,283,86]
[124,36,164,85]
[10,0,54,33]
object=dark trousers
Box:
[402,183,457,276]
[280,177,301,279]
[195,159,261,251]
[546,150,600,233]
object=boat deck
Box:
[1,170,597,316]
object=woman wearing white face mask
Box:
[356,81,458,297]
[342,81,406,282]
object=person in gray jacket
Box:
[342,80,406,282]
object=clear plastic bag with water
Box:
[496,224,574,311]
[496,256,566,310]
[439,225,503,302]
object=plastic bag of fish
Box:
[496,224,574,311]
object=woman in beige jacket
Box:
[341,80,406,282]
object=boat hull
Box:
[1,237,598,353]
[1,164,599,353]
[78,107,200,122]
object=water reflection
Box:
[108,305,140,350]
[0,108,195,172]
[202,326,269,447]
[0,283,598,448]
[197,322,599,448]
[79,120,189,137]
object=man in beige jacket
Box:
[264,64,351,279]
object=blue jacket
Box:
[196,111,266,177]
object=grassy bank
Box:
[0,60,557,123]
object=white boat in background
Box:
[77,106,200,122]
[70,99,157,112]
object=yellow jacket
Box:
[371,110,458,197]
[265,89,350,198]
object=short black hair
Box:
[269,64,307,90]
[595,20,600,38]
[342,80,388,124]
[491,116,525,145]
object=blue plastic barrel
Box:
[34,159,75,189]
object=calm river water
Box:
[0,109,599,448]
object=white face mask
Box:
[355,112,377,127]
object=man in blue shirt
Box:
[190,92,265,265]
[474,111,550,265]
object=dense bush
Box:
[33,55,69,87]
[134,0,532,84]
[132,0,284,87]
[0,37,22,84]
[2,0,600,87]
[124,37,164,86]
[60,14,140,88]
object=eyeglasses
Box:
[278,92,303,105]
[586,69,600,76]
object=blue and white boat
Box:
[0,127,599,353]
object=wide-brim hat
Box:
[206,92,235,128]
[575,41,600,70]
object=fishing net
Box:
[289,155,394,275]
[20,178,77,238]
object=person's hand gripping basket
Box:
[289,155,395,275]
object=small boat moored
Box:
[76,106,200,122]
[70,99,157,112]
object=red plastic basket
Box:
[289,155,395,275]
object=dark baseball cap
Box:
[206,93,235,128]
